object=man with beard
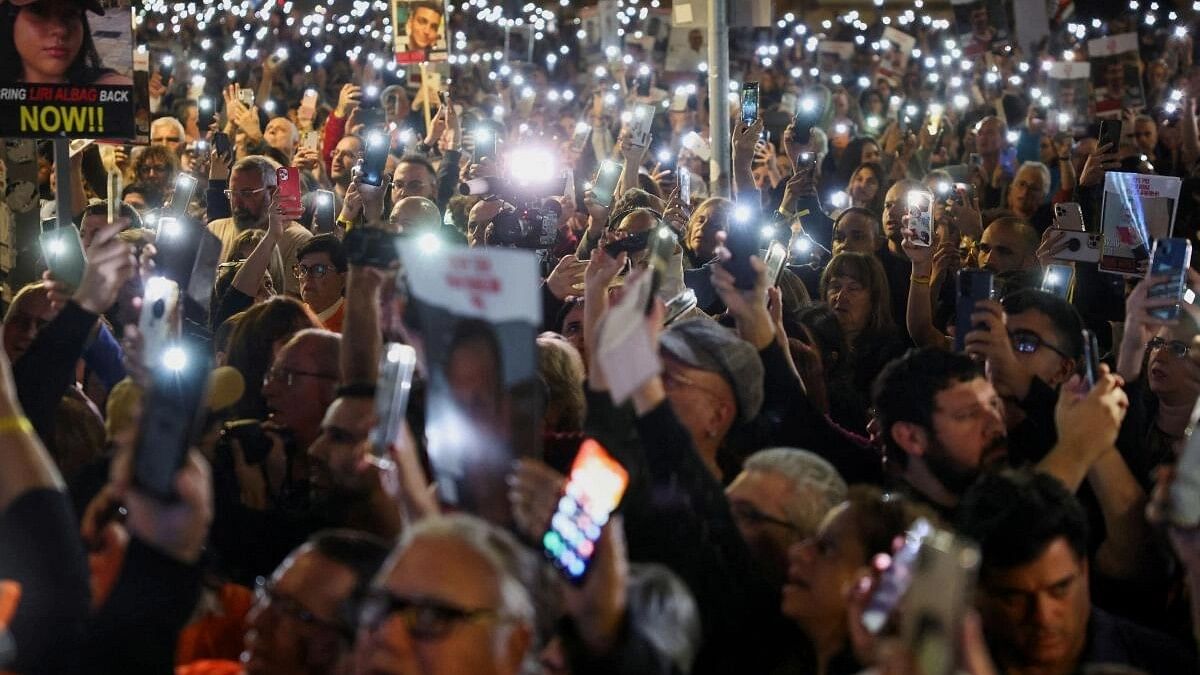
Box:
[208,156,313,296]
[328,135,362,202]
[872,347,1130,517]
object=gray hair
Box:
[150,116,185,140]
[392,514,537,629]
[742,448,848,533]
[1017,161,1051,193]
[627,563,702,674]
[232,154,282,188]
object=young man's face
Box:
[923,377,1007,494]
[977,538,1090,673]
[1007,309,1075,389]
[407,7,442,49]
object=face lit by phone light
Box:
[831,212,880,256]
[1005,307,1077,390]
[781,500,873,637]
[1006,166,1048,220]
[391,160,437,204]
[1146,323,1200,401]
[686,199,730,263]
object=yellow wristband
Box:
[911,275,932,286]
[336,216,355,231]
[0,416,32,435]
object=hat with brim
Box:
[659,317,764,423]
[4,0,105,16]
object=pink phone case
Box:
[276,166,302,214]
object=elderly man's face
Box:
[3,287,55,362]
[264,117,298,155]
[229,168,273,229]
[726,469,816,587]
[356,534,531,675]
[1007,167,1047,217]
[151,120,184,154]
[661,353,735,449]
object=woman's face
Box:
[687,202,724,260]
[861,142,881,165]
[848,167,880,205]
[781,504,867,631]
[825,274,872,335]
[1147,324,1200,401]
[14,0,84,84]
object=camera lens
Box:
[152,298,165,319]
[1067,239,1081,252]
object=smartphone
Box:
[473,126,498,161]
[212,131,232,157]
[862,518,933,634]
[663,288,697,326]
[40,225,87,291]
[360,131,390,187]
[570,121,592,153]
[300,130,321,151]
[741,82,760,125]
[1049,229,1102,263]
[133,342,212,501]
[543,439,630,584]
[764,240,788,286]
[679,166,692,205]
[159,54,174,82]
[1053,202,1086,232]
[276,166,303,213]
[955,269,994,352]
[167,173,198,217]
[636,67,652,97]
[313,189,336,234]
[629,104,655,148]
[1098,119,1122,151]
[591,159,623,208]
[791,113,813,146]
[1147,238,1192,322]
[301,88,318,111]
[723,213,760,290]
[925,103,944,137]
[106,169,123,224]
[343,225,399,268]
[1040,263,1074,299]
[902,528,981,675]
[602,230,650,257]
[369,342,418,459]
[1081,328,1100,390]
[907,190,934,247]
[645,224,676,313]
[138,276,179,370]
[236,87,255,107]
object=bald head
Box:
[980,217,1039,274]
[389,196,442,233]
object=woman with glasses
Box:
[1115,274,1200,488]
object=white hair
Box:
[1018,161,1051,193]
[742,447,848,533]
[150,116,185,140]
[232,154,282,188]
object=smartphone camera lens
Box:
[152,298,165,320]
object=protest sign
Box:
[397,241,540,526]
[1088,33,1145,117]
[392,0,448,65]
[877,28,916,86]
[1099,172,1181,276]
[0,0,135,139]
[1047,61,1091,135]
[665,27,707,74]
[951,0,1011,58]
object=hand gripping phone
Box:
[741,82,760,125]
[40,224,87,291]
[645,224,677,313]
[1098,119,1122,151]
[663,288,697,326]
[1052,202,1086,232]
[1040,263,1074,300]
[955,269,994,352]
[276,166,303,214]
[370,342,418,459]
[764,240,788,286]
[591,160,623,208]
[360,130,391,187]
[1147,238,1192,322]
[543,439,629,584]
[629,104,655,148]
[167,173,198,218]
[1081,328,1100,390]
[570,121,592,154]
[138,276,179,370]
[907,190,934,247]
[134,342,212,501]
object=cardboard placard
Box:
[877,28,916,87]
[1047,61,1091,134]
[1099,172,1181,276]
[951,0,1012,58]
[397,241,540,526]
[1088,33,1146,117]
[392,0,448,65]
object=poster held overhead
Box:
[1088,33,1146,117]
[0,0,136,139]
[1099,172,1181,276]
[951,0,1011,57]
[396,241,539,527]
[392,0,448,65]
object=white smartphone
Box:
[1053,202,1086,232]
[138,276,180,369]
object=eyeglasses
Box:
[1147,336,1191,358]
[293,263,334,279]
[730,501,800,532]
[224,187,269,200]
[152,136,182,144]
[358,591,505,640]
[262,365,339,387]
[139,164,169,175]
[661,366,726,401]
[254,579,348,635]
[1009,330,1070,360]
[392,179,429,193]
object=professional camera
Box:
[221,419,294,465]
[491,198,563,249]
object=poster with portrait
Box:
[665,27,707,74]
[1047,61,1091,134]
[0,0,136,139]
[951,0,1011,58]
[876,28,916,87]
[1088,33,1145,118]
[397,241,540,527]
[817,41,854,81]
[392,0,448,65]
[1099,172,1181,276]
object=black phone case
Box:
[955,270,994,352]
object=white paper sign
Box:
[1099,172,1182,276]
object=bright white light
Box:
[417,232,441,255]
[733,204,753,223]
[162,346,188,372]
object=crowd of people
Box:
[3,0,1200,673]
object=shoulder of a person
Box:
[1085,607,1194,668]
[283,221,313,239]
